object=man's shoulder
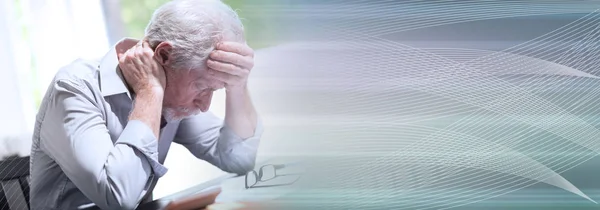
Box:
[53,58,101,86]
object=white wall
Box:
[0,0,31,157]
[0,0,110,157]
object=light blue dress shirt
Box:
[29,40,262,210]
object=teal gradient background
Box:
[249,0,600,209]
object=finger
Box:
[118,49,128,63]
[142,40,151,49]
[216,42,254,57]
[121,48,136,64]
[207,59,247,76]
[136,42,156,63]
[134,42,144,58]
[135,43,145,55]
[141,41,155,58]
[132,46,146,68]
[209,68,237,84]
[119,46,136,62]
[140,45,156,64]
[210,50,253,69]
[116,47,129,61]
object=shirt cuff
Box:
[219,117,263,150]
[116,120,168,177]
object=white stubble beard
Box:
[162,107,201,122]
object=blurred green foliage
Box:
[119,0,279,49]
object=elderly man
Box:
[29,0,261,209]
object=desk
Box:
[136,173,237,210]
[136,157,299,210]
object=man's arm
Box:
[41,76,166,210]
[120,41,167,139]
[129,88,164,138]
[207,42,260,139]
[174,110,263,175]
[173,42,262,174]
[224,86,258,139]
[41,42,167,210]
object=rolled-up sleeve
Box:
[174,111,263,175]
[116,120,168,177]
[40,78,167,210]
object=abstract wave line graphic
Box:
[276,2,597,209]
[244,1,600,209]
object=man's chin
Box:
[163,114,184,123]
[162,109,201,122]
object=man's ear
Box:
[154,42,173,66]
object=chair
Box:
[0,156,30,210]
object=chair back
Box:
[0,156,30,210]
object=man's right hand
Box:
[118,41,166,95]
[118,40,166,139]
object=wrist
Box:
[137,86,164,98]
[226,84,247,95]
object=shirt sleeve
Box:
[39,78,166,210]
[173,111,263,175]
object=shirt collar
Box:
[98,37,139,98]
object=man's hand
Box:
[207,42,255,92]
[118,41,167,94]
[208,42,258,139]
[117,40,166,138]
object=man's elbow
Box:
[92,180,144,210]
[116,194,143,210]
[99,192,142,210]
[219,152,257,175]
[119,199,141,210]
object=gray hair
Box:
[144,0,244,70]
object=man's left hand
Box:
[207,42,255,92]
